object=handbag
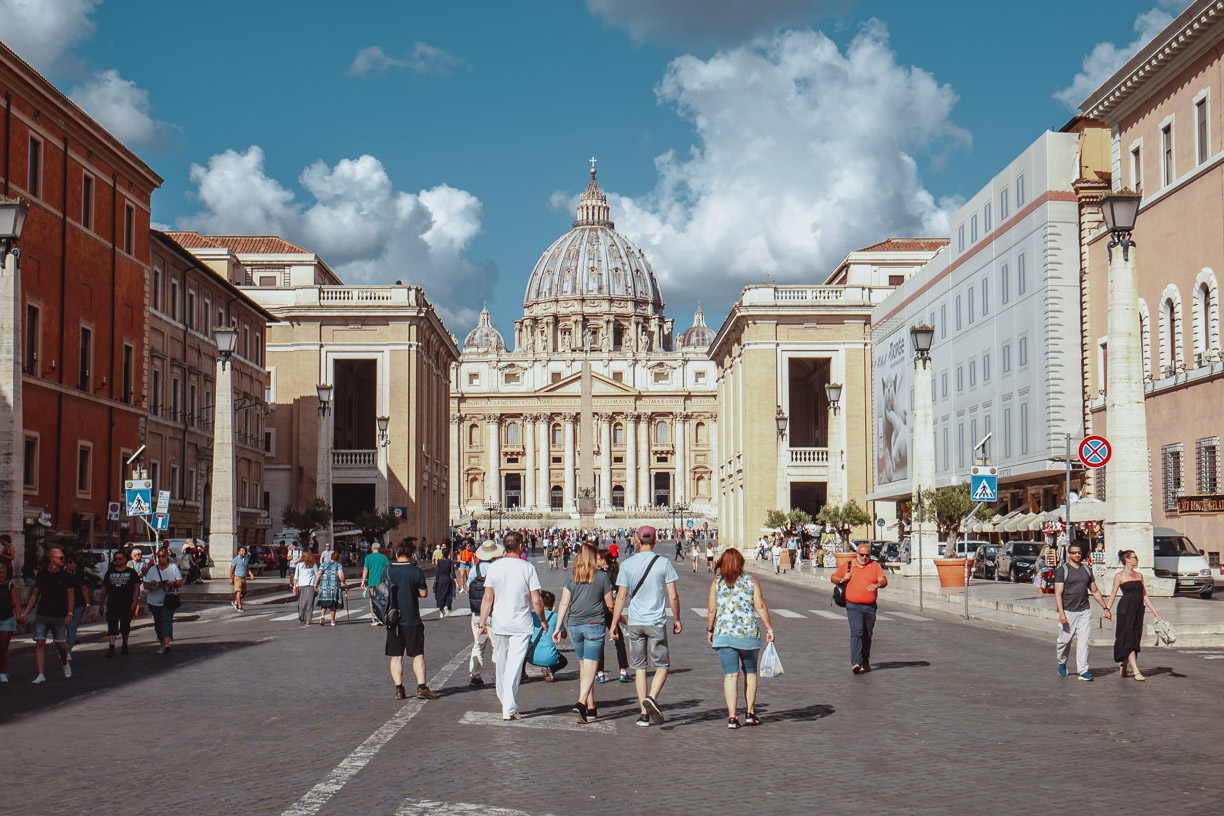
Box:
[155,564,182,610]
[1153,618,1176,646]
[832,580,848,608]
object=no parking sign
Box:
[1078,436,1111,469]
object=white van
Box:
[1153,527,1215,598]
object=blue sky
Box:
[1,0,1186,338]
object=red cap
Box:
[637,526,657,541]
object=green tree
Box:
[817,499,873,551]
[354,509,398,545]
[282,499,333,548]
[921,484,994,554]
[765,509,789,530]
[787,508,813,528]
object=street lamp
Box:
[775,405,788,438]
[903,322,938,581]
[775,403,790,514]
[910,324,935,361]
[0,196,28,576]
[1100,188,1158,578]
[316,383,333,417]
[377,415,390,447]
[824,382,843,415]
[213,325,237,370]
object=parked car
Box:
[938,539,990,558]
[867,540,899,563]
[971,544,1001,579]
[1153,528,1215,598]
[249,545,277,567]
[81,549,121,582]
[995,541,1042,582]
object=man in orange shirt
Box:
[832,542,888,674]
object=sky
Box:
[0,0,1190,340]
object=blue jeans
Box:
[66,605,86,652]
[569,622,607,661]
[845,602,877,667]
[150,604,174,641]
[715,646,758,675]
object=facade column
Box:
[563,414,577,510]
[538,416,551,509]
[210,355,237,571]
[827,400,847,505]
[675,413,688,504]
[450,414,461,518]
[524,414,537,510]
[1,249,26,576]
[638,414,651,507]
[625,413,638,510]
[599,413,613,510]
[487,415,501,504]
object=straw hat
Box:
[475,539,504,561]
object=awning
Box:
[1043,499,1109,523]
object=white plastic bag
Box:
[759,642,784,678]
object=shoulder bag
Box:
[156,564,182,610]
[832,564,849,608]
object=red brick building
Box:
[1,42,162,557]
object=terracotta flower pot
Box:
[934,557,972,588]
[834,552,857,570]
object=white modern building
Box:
[869,131,1087,516]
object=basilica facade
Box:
[449,168,718,524]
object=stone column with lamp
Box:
[376,415,390,512]
[901,324,938,577]
[0,198,28,577]
[208,325,239,574]
[825,382,846,505]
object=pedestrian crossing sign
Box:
[970,465,998,502]
[125,479,152,516]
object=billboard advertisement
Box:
[874,327,910,488]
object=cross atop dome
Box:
[574,161,613,228]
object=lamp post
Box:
[315,383,333,545]
[825,382,845,504]
[775,404,789,514]
[207,324,238,574]
[1099,190,1162,588]
[377,415,390,447]
[0,197,28,576]
[902,323,938,579]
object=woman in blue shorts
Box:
[553,544,614,723]
[706,548,775,729]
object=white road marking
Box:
[690,607,708,617]
[874,614,894,621]
[279,648,467,816]
[396,797,559,816]
[773,609,804,618]
[225,612,273,622]
[459,710,615,734]
[887,611,932,622]
[272,612,301,622]
[810,610,844,620]
[1203,655,1224,660]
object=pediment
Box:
[535,370,639,396]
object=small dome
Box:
[463,305,506,353]
[678,304,715,349]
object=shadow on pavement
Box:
[869,660,931,671]
[1143,666,1188,679]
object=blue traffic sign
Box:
[125,479,152,516]
[686,519,695,528]
[152,513,169,531]
[970,465,998,502]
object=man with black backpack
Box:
[384,541,440,701]
[466,539,502,687]
[609,526,682,727]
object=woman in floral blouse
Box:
[705,548,775,729]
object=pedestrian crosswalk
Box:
[773,609,804,618]
[810,610,844,620]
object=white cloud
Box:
[592,23,964,318]
[68,68,174,149]
[179,146,496,328]
[1055,2,1181,108]
[586,0,849,45]
[0,0,99,72]
[348,42,465,76]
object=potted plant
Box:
[922,484,994,588]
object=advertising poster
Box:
[874,327,910,488]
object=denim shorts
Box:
[33,614,67,643]
[0,615,15,633]
[569,622,606,661]
[716,646,758,675]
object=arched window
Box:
[695,472,709,498]
[1159,284,1183,376]
[551,424,563,446]
[1138,299,1152,380]
[550,485,563,510]
[695,421,708,446]
[505,421,520,446]
[1193,269,1220,364]
[612,485,625,509]
[468,424,480,448]
[656,421,670,445]
[613,423,625,446]
[468,475,482,499]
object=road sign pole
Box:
[1066,434,1073,544]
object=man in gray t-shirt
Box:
[611,526,681,728]
[1054,543,1112,681]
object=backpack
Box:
[371,567,399,627]
[468,561,487,614]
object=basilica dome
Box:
[462,305,506,354]
[523,167,664,310]
[678,304,715,349]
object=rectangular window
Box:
[943,427,949,470]
[940,305,947,338]
[187,290,196,331]
[1197,98,1209,165]
[1016,174,1025,207]
[1003,407,1013,458]
[981,278,989,316]
[152,265,162,312]
[956,366,964,392]
[124,203,134,255]
[81,173,94,230]
[254,335,262,366]
[187,469,197,504]
[970,419,978,460]
[169,280,179,322]
[23,435,38,491]
[1001,263,1010,304]
[1162,443,1184,510]
[151,368,162,416]
[957,225,964,253]
[1000,188,1009,220]
[1019,337,1029,367]
[203,298,211,336]
[1131,145,1143,193]
[171,375,181,422]
[78,326,92,391]
[242,326,250,359]
[983,415,992,460]
[1197,437,1220,494]
[1020,403,1030,455]
[122,344,133,403]
[941,372,948,398]
[189,382,199,426]
[24,303,39,374]
[969,360,976,386]
[955,295,962,330]
[982,353,991,381]
[970,214,978,243]
[958,423,965,468]
[150,460,160,493]
[612,371,624,383]
[169,463,179,500]
[243,478,250,508]
[27,137,41,198]
[984,203,992,232]
[968,286,975,324]
[1002,344,1012,373]
[1161,123,1174,186]
[77,443,92,496]
[1017,254,1026,295]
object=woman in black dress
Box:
[433,545,456,618]
[1104,549,1164,680]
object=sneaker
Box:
[595,671,608,683]
[743,712,761,726]
[643,696,665,725]
[727,717,740,729]
[32,674,46,684]
[395,685,407,700]
[618,672,633,683]
[852,664,863,675]
[106,646,115,658]
[62,661,72,678]
[164,645,172,654]
[572,702,588,723]
[1058,662,1068,677]
[861,663,873,673]
[635,714,652,728]
[231,601,239,609]
[469,676,484,687]
[156,647,167,655]
[0,673,9,682]
[502,714,521,721]
[236,606,245,612]
[587,707,598,720]
[416,686,440,700]
[1078,672,1094,682]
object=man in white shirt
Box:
[477,531,544,720]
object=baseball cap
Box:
[637,526,656,541]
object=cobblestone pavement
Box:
[2,556,1221,815]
